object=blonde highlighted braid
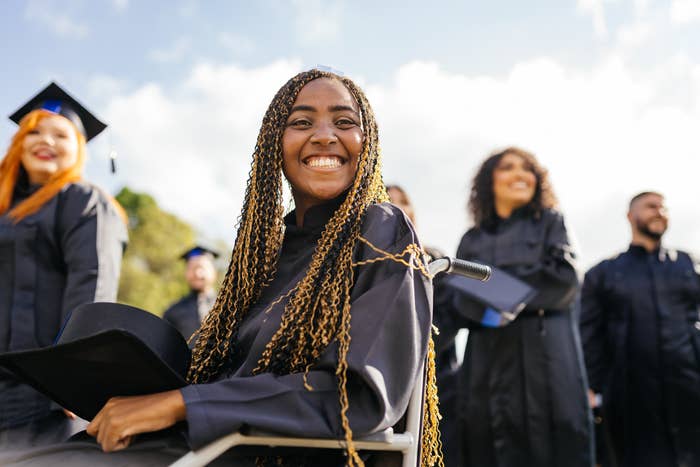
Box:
[187,69,443,467]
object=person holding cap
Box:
[163,245,219,340]
[0,82,128,448]
[0,68,438,467]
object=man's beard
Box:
[636,218,665,241]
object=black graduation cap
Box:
[181,245,220,261]
[9,81,107,142]
[0,302,190,420]
[442,265,537,327]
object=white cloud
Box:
[633,0,651,16]
[670,0,700,24]
[98,60,303,241]
[616,20,653,47]
[291,0,343,44]
[148,37,191,64]
[24,0,89,39]
[112,0,128,12]
[93,53,700,269]
[613,0,657,49]
[577,0,614,39]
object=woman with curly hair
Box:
[449,147,592,467]
[1,69,440,467]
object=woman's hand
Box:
[86,390,187,452]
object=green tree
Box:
[116,187,195,316]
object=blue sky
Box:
[2,0,700,266]
[2,1,597,85]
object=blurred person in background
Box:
[580,191,700,467]
[163,245,219,341]
[386,184,437,257]
[0,83,128,448]
[387,183,462,467]
[449,147,592,467]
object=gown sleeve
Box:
[579,262,610,393]
[180,205,433,449]
[447,211,579,329]
[58,184,128,320]
[503,210,579,311]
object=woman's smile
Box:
[302,154,347,169]
[30,146,57,161]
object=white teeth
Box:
[307,157,342,168]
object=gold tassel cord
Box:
[421,335,445,467]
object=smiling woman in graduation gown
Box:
[182,197,431,454]
[0,69,438,467]
[444,147,592,467]
[0,83,128,447]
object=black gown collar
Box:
[14,167,41,198]
[484,204,533,232]
[626,243,675,263]
[283,192,348,233]
[10,167,42,208]
[628,243,661,256]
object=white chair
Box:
[170,360,426,467]
[170,257,490,467]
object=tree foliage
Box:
[116,187,195,316]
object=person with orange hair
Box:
[0,83,128,448]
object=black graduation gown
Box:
[446,208,592,467]
[431,278,462,467]
[0,173,128,438]
[163,292,200,340]
[580,246,700,467]
[0,200,432,466]
[181,201,433,453]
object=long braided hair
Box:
[188,69,442,466]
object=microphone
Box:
[428,257,491,282]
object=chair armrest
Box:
[169,428,407,467]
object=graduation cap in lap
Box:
[0,302,191,421]
[442,265,537,327]
[9,82,116,172]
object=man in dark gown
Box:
[163,246,218,340]
[580,191,700,467]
